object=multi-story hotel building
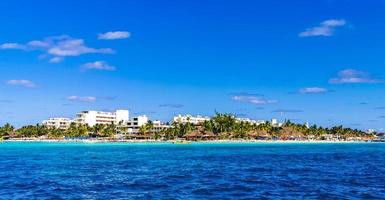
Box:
[42,110,171,134]
[42,118,73,129]
[75,110,129,127]
[173,114,211,125]
[126,115,149,133]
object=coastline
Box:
[1,138,377,144]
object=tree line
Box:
[0,113,375,140]
[0,122,118,139]
[160,113,373,140]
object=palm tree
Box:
[92,124,105,137]
[102,123,116,138]
[77,124,89,137]
[202,120,214,132]
[139,124,148,135]
[0,123,14,138]
[65,123,78,137]
[146,120,154,133]
[210,112,236,134]
[117,120,128,134]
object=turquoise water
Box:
[0,142,384,199]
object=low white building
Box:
[42,118,73,129]
[271,118,283,127]
[75,109,129,127]
[173,114,211,125]
[236,118,266,125]
[118,115,171,134]
[152,120,171,132]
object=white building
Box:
[173,114,211,125]
[75,109,129,127]
[42,118,73,129]
[236,118,266,125]
[271,118,283,127]
[256,120,267,125]
[118,115,171,134]
[152,120,171,132]
[126,115,149,133]
[367,129,376,134]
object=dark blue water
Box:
[0,142,384,199]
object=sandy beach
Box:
[3,138,375,144]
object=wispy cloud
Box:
[49,57,64,63]
[0,35,114,63]
[6,80,36,88]
[230,92,277,105]
[159,103,184,108]
[66,96,96,102]
[329,69,381,84]
[374,107,385,110]
[299,19,346,37]
[98,31,130,40]
[378,116,385,119]
[98,96,117,101]
[81,61,116,71]
[299,87,328,94]
[272,109,303,113]
[0,43,26,50]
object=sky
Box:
[0,0,385,130]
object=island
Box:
[0,112,380,142]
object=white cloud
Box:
[49,57,64,63]
[0,35,114,63]
[27,40,50,48]
[329,69,381,84]
[81,61,116,71]
[321,19,346,27]
[6,80,36,88]
[230,93,277,105]
[46,36,114,57]
[299,87,328,94]
[299,19,346,37]
[98,31,130,40]
[0,43,25,50]
[66,96,96,102]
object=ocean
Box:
[0,142,384,199]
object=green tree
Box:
[102,123,116,138]
[0,123,14,137]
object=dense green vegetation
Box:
[0,113,375,141]
[160,113,373,140]
[0,123,14,139]
[0,122,117,139]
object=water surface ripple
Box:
[0,142,384,199]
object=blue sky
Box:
[0,0,385,130]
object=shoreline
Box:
[1,138,379,144]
